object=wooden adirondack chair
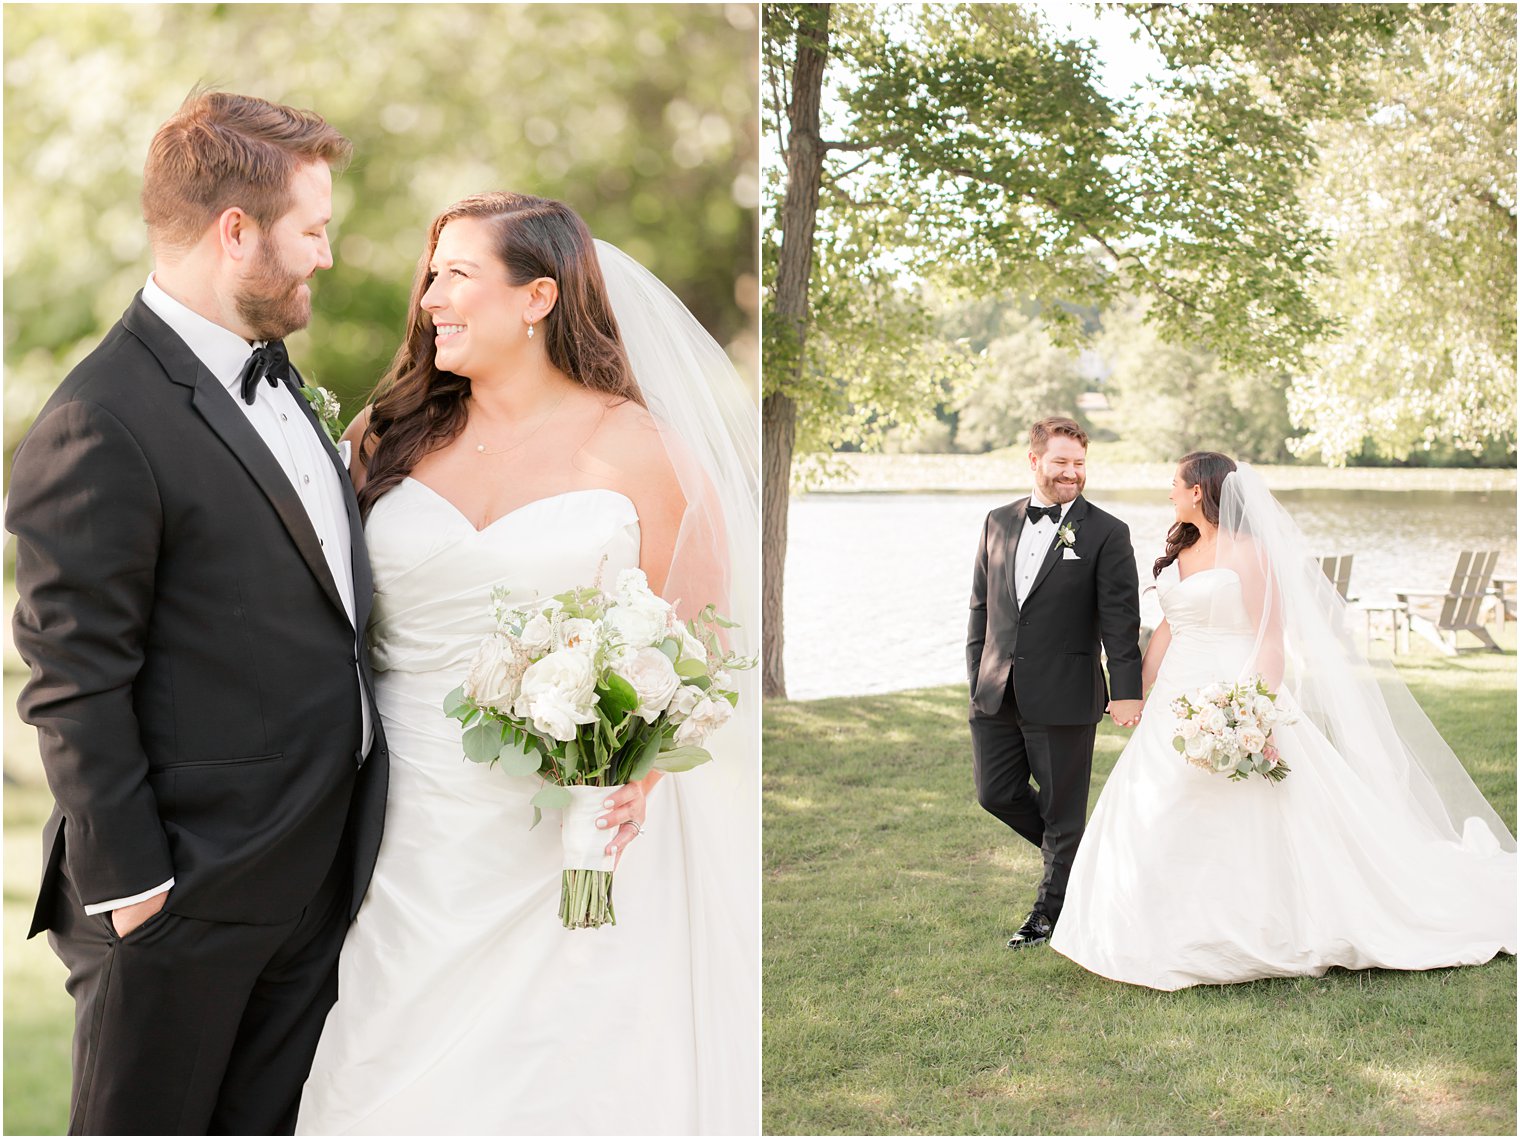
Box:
[1317,554,1355,601]
[1396,550,1503,655]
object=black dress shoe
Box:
[1007,910,1054,950]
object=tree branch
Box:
[821,133,908,153]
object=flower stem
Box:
[559,869,617,929]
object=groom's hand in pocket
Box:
[1108,700,1143,729]
[111,890,168,938]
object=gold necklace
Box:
[471,391,568,456]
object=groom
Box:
[967,417,1142,950]
[7,91,387,1134]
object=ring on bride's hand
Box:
[630,820,645,836]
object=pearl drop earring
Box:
[527,322,535,340]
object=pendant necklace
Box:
[472,391,569,456]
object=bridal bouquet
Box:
[443,566,753,929]
[1171,675,1295,783]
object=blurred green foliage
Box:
[3,2,759,469]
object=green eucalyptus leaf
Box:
[496,736,540,777]
[462,723,506,764]
[532,783,573,811]
[443,686,472,719]
[652,745,714,773]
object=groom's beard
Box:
[236,242,312,341]
[1034,470,1083,504]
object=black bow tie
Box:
[1027,504,1061,526]
[239,340,291,404]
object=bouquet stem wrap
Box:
[559,784,619,928]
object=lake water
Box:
[782,488,1518,700]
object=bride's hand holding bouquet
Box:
[444,565,754,928]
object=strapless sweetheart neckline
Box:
[401,477,636,535]
[1167,564,1239,585]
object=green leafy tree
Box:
[951,309,1090,453]
[762,1,1348,696]
[1097,297,1295,464]
[1292,3,1516,462]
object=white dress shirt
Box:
[86,275,371,915]
[1014,495,1072,606]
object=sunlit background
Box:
[3,2,760,470]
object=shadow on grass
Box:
[763,640,1517,1135]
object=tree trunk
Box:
[763,3,829,700]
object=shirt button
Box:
[281,413,288,421]
[303,475,311,484]
[319,538,325,547]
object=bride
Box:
[1050,452,1516,991]
[296,193,758,1133]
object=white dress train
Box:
[1050,563,1516,991]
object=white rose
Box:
[518,613,555,655]
[673,694,733,747]
[667,684,704,722]
[616,567,652,598]
[1254,694,1276,719]
[518,646,598,709]
[1177,717,1201,741]
[1203,707,1228,734]
[1199,683,1227,706]
[606,597,670,649]
[1184,733,1214,760]
[557,617,599,652]
[525,691,588,742]
[1238,726,1267,753]
[464,634,520,710]
[710,667,734,691]
[617,646,681,723]
[678,625,709,665]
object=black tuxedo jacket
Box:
[967,494,1142,723]
[8,293,388,936]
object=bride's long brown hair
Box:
[357,192,645,517]
[1153,451,1237,578]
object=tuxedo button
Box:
[303,474,311,484]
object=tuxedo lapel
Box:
[122,297,350,623]
[1024,496,1089,606]
[1004,497,1030,616]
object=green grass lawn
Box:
[763,633,1518,1136]
[6,629,1516,1135]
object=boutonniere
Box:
[1056,521,1079,549]
[300,382,345,446]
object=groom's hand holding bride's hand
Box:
[1108,700,1143,729]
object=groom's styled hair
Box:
[141,89,352,252]
[1029,416,1088,453]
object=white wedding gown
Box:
[298,479,706,1134]
[1050,562,1516,991]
